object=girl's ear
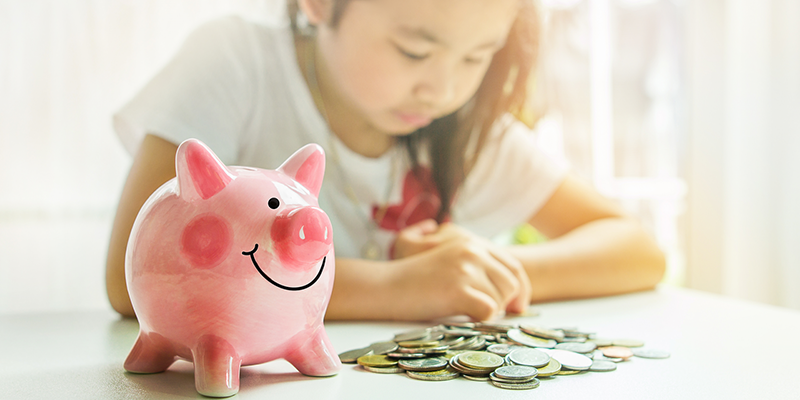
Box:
[175,139,235,201]
[278,144,326,197]
[296,0,332,26]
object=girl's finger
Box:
[460,286,499,321]
[487,246,532,312]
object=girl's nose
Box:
[271,206,333,267]
[414,61,456,107]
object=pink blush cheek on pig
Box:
[180,214,233,269]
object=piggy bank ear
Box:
[175,139,235,201]
[278,144,326,197]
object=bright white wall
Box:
[0,0,285,314]
[685,0,800,308]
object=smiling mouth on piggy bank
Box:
[242,244,326,291]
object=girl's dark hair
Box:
[289,0,541,222]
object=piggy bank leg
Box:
[124,331,177,373]
[285,329,342,377]
[192,334,242,398]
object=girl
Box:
[106,0,665,322]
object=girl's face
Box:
[314,0,519,135]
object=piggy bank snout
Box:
[271,206,332,266]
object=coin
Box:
[386,352,428,359]
[449,354,492,376]
[396,345,449,354]
[398,340,440,348]
[507,348,551,368]
[519,325,565,342]
[361,365,405,374]
[599,346,634,360]
[507,329,557,348]
[487,343,523,356]
[398,357,449,372]
[593,350,624,363]
[556,369,583,375]
[555,342,597,354]
[462,374,490,381]
[490,372,537,384]
[588,338,614,347]
[535,359,562,377]
[543,349,593,370]
[406,367,461,381]
[339,347,373,363]
[612,338,645,348]
[357,354,398,368]
[632,348,671,359]
[394,328,431,342]
[458,351,504,370]
[490,378,540,390]
[494,365,538,380]
[368,341,399,355]
[589,360,617,372]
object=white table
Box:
[2,286,799,399]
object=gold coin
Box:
[612,339,645,348]
[357,354,398,368]
[443,350,468,360]
[536,359,562,377]
[588,338,614,347]
[556,369,583,375]
[458,351,504,370]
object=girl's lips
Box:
[395,111,433,128]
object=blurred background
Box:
[1,0,798,315]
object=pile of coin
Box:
[340,322,669,391]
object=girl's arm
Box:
[106,134,178,317]
[508,173,666,302]
[390,173,666,310]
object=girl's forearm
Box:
[324,257,397,321]
[507,217,666,303]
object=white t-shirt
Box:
[114,16,569,259]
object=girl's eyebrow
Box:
[396,25,505,51]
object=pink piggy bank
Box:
[123,139,341,397]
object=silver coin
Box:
[507,348,551,368]
[396,345,449,354]
[490,372,537,384]
[632,348,671,359]
[369,341,399,355]
[507,329,557,349]
[462,374,490,381]
[487,344,524,356]
[398,357,449,372]
[589,360,617,372]
[555,342,597,354]
[543,349,593,370]
[361,365,405,374]
[490,378,540,390]
[386,352,427,359]
[406,367,460,381]
[338,347,373,363]
[494,365,538,380]
[593,349,624,363]
[559,336,588,343]
[394,328,431,342]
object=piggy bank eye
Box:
[268,197,280,209]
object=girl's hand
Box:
[388,221,532,320]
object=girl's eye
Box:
[395,44,429,61]
[464,55,487,65]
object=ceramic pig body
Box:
[124,139,340,397]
